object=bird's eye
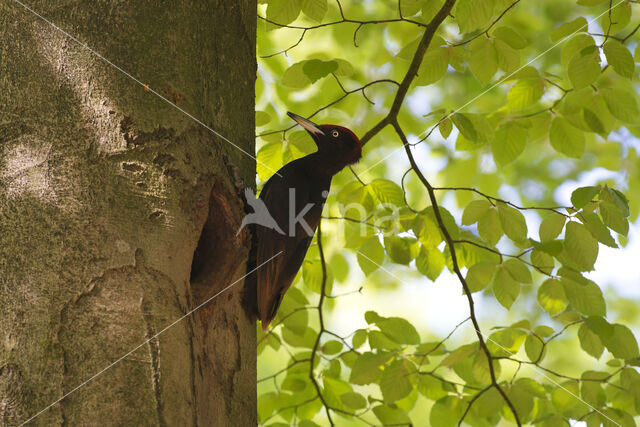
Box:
[331,130,339,138]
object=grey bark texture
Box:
[0,1,257,425]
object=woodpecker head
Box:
[287,112,362,168]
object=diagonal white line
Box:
[479,329,621,426]
[356,248,621,425]
[19,251,282,426]
[10,0,282,177]
[356,0,626,178]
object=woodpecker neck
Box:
[304,150,353,177]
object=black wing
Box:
[256,165,327,329]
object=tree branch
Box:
[359,0,457,146]
[392,120,522,426]
[449,0,521,47]
[257,79,399,139]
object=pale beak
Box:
[287,112,324,137]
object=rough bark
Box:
[0,1,256,425]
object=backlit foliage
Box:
[256,1,640,425]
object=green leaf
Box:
[430,396,463,427]
[399,0,422,16]
[493,265,520,309]
[600,1,631,34]
[584,316,613,340]
[551,381,582,416]
[258,391,278,421]
[606,187,630,216]
[561,277,606,316]
[281,306,308,336]
[525,334,544,362]
[495,38,520,73]
[462,199,492,225]
[503,259,532,284]
[492,121,527,165]
[373,405,411,425]
[507,78,544,110]
[281,62,312,88]
[474,387,504,417]
[301,0,327,22]
[561,87,592,113]
[369,179,405,206]
[478,208,503,245]
[302,260,334,294]
[349,352,391,385]
[551,17,588,42]
[256,110,271,126]
[416,46,449,86]
[562,221,598,271]
[580,211,617,248]
[493,26,528,49]
[487,327,526,356]
[333,58,354,76]
[600,88,640,124]
[583,108,606,134]
[322,340,343,355]
[603,324,640,359]
[417,375,449,401]
[369,330,402,351]
[439,117,452,138]
[357,237,385,276]
[380,359,413,403]
[466,261,497,292]
[440,344,476,367]
[507,381,535,421]
[471,351,497,384]
[323,377,351,409]
[531,249,555,275]
[266,0,302,27]
[282,325,317,348]
[571,186,600,209]
[562,34,595,67]
[578,323,604,359]
[416,246,445,281]
[257,142,283,181]
[568,51,600,90]
[414,215,442,247]
[600,200,629,236]
[539,213,565,243]
[537,279,568,315]
[422,0,446,21]
[302,59,338,83]
[535,325,555,338]
[384,236,419,265]
[352,329,367,349]
[549,116,585,158]
[377,317,421,345]
[340,391,367,410]
[603,40,634,78]
[621,369,640,409]
[456,0,495,33]
[469,38,498,84]
[424,206,460,240]
[497,202,527,242]
[365,310,383,324]
[452,112,477,142]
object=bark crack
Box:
[141,296,166,427]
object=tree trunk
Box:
[0,1,256,425]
